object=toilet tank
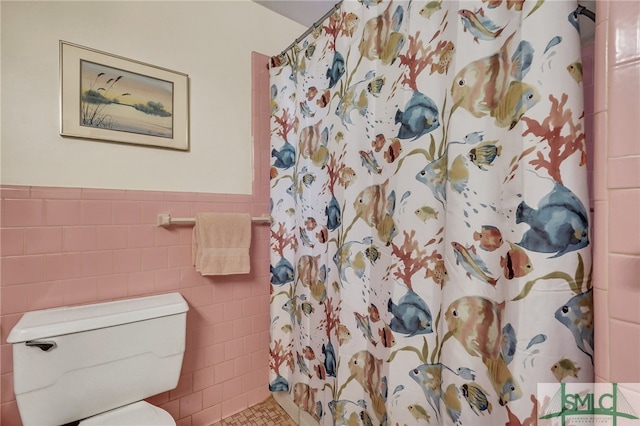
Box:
[7,292,189,426]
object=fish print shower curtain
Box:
[268,1,592,424]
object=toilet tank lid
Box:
[7,292,188,343]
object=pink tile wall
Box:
[593,0,640,384]
[0,53,273,426]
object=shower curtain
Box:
[268,1,593,424]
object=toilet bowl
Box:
[79,401,175,425]
[7,292,188,426]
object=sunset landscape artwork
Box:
[60,41,189,150]
[80,61,174,138]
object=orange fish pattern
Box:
[268,1,592,424]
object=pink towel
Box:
[192,213,251,275]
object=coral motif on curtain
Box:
[269,1,592,424]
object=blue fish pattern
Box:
[325,195,342,231]
[510,40,535,81]
[269,0,592,424]
[269,374,290,392]
[409,364,443,421]
[416,150,447,205]
[322,340,337,377]
[327,51,345,89]
[459,8,506,43]
[461,382,492,415]
[359,150,382,174]
[271,141,296,169]
[395,90,440,140]
[501,323,517,365]
[555,288,594,363]
[388,289,433,336]
[457,367,476,381]
[516,181,589,257]
[270,257,295,285]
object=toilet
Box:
[7,292,189,426]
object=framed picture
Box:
[60,41,189,151]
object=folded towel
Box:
[192,212,251,275]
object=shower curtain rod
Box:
[277,1,594,57]
[278,0,343,57]
[574,4,596,22]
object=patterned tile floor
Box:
[211,396,297,426]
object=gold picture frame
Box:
[60,41,190,151]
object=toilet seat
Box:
[79,401,175,426]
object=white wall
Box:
[0,1,304,194]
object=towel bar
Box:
[157,213,270,227]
